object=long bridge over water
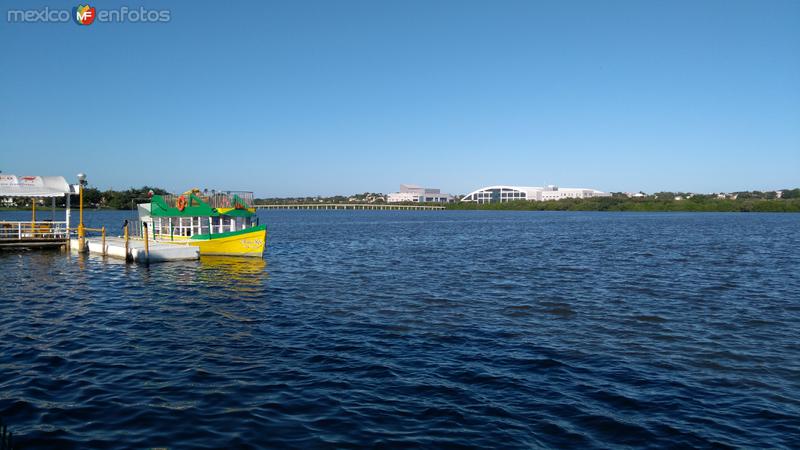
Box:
[254,203,445,210]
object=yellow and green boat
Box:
[138,189,266,257]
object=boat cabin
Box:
[139,190,259,240]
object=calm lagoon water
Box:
[1,210,799,448]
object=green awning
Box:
[150,194,219,217]
[221,208,254,218]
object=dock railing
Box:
[162,191,254,209]
[0,220,69,241]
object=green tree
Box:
[781,188,800,199]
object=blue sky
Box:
[1,0,798,196]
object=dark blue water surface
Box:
[1,210,799,449]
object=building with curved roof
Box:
[461,185,610,203]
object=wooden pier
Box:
[254,203,445,210]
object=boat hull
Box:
[188,225,267,257]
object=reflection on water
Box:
[198,256,268,286]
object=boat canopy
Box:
[0,174,73,197]
[149,192,255,218]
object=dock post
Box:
[123,221,131,262]
[143,222,150,265]
[101,226,106,256]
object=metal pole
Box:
[65,192,71,248]
[78,184,85,251]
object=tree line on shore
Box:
[1,187,168,209]
[445,194,800,212]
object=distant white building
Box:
[461,185,610,203]
[387,184,453,203]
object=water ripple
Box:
[1,210,799,448]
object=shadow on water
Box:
[130,255,271,313]
[77,250,270,289]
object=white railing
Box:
[161,191,254,209]
[0,221,69,240]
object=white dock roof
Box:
[0,174,73,197]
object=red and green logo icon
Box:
[74,4,96,25]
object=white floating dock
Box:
[71,237,199,263]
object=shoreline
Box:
[3,198,799,213]
[443,198,800,213]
